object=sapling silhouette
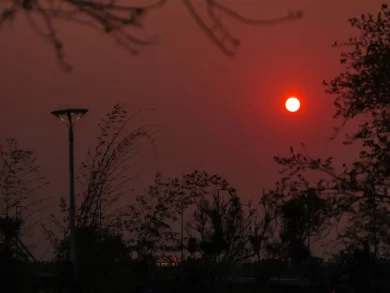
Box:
[0,139,49,262]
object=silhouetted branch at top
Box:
[0,0,304,71]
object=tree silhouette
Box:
[324,3,390,141]
[124,170,250,260]
[0,0,303,71]
[259,183,333,264]
[0,139,49,262]
[187,236,197,258]
[186,186,258,263]
[277,188,330,262]
[273,4,390,258]
[247,192,277,262]
[0,216,23,261]
[0,139,48,293]
[123,172,185,258]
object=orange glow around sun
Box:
[285,97,300,112]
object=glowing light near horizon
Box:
[285,97,300,112]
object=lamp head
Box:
[51,108,88,127]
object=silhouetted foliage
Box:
[247,193,277,262]
[0,139,48,262]
[123,172,185,258]
[273,4,390,259]
[118,169,276,264]
[262,181,334,263]
[184,174,273,263]
[324,3,390,140]
[0,0,303,71]
[278,188,331,262]
[0,216,23,261]
[273,144,390,257]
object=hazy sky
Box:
[0,0,384,258]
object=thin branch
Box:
[1,0,303,70]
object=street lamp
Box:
[51,108,88,273]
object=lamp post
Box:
[216,189,223,263]
[51,108,88,273]
[180,197,184,262]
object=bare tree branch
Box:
[0,0,303,71]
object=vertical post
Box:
[307,192,310,256]
[68,126,77,274]
[15,205,21,238]
[181,197,184,261]
[217,189,221,263]
[307,188,314,256]
[373,191,377,258]
[100,198,102,234]
[217,189,221,216]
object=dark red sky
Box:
[0,0,384,257]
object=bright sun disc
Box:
[285,97,300,112]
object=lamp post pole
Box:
[181,197,184,261]
[216,189,222,263]
[51,108,88,276]
[68,125,77,271]
[100,198,102,235]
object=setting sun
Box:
[285,97,300,112]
